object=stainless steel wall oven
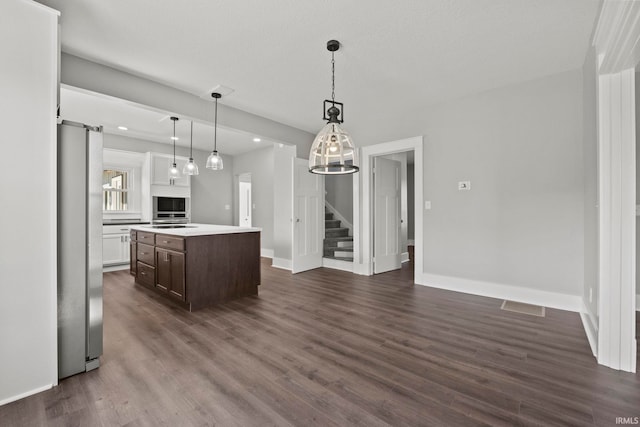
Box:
[153,196,189,223]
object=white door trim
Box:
[354,136,423,280]
[593,0,640,373]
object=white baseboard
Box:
[352,262,370,276]
[0,383,53,406]
[322,257,353,272]
[417,272,582,313]
[580,300,599,357]
[260,248,274,259]
[401,252,409,263]
[103,264,129,273]
[271,257,291,271]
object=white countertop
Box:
[130,223,261,237]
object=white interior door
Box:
[239,180,252,227]
[292,158,323,273]
[374,157,401,274]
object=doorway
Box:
[354,136,424,279]
[238,173,252,227]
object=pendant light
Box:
[206,92,223,170]
[169,116,181,181]
[309,40,358,174]
[182,120,199,175]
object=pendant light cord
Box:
[331,51,335,104]
[190,121,193,157]
[173,118,176,163]
[214,97,218,152]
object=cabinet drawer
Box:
[155,234,185,251]
[136,261,155,287]
[137,231,155,244]
[137,243,155,265]
[130,230,137,241]
[103,225,131,235]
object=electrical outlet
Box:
[224,204,230,210]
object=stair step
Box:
[325,256,354,262]
[325,219,341,228]
[325,212,334,220]
[325,227,349,238]
[333,249,353,258]
[323,236,353,248]
[323,246,353,256]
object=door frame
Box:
[354,136,423,279]
[592,0,640,372]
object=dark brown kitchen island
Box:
[129,224,261,311]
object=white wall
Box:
[354,70,585,300]
[232,146,275,252]
[103,134,234,225]
[420,70,584,296]
[0,0,59,404]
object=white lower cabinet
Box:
[103,225,132,266]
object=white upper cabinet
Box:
[151,153,190,187]
[147,152,191,199]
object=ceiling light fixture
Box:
[206,92,223,171]
[309,40,358,174]
[117,126,128,131]
[253,137,261,142]
[183,120,199,175]
[168,116,181,181]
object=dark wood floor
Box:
[2,260,639,426]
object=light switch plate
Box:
[458,181,471,190]
[224,204,230,210]
[425,201,431,210]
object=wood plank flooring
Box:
[1,259,639,426]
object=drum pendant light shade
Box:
[206,92,224,171]
[309,115,358,175]
[309,40,359,174]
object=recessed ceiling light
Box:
[253,137,261,142]
[118,126,128,131]
[170,136,179,141]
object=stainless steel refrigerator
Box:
[57,120,103,379]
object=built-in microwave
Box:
[153,196,189,223]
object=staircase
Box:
[323,209,353,262]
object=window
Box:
[103,168,130,211]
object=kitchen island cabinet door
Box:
[155,248,185,301]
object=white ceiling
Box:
[60,87,276,155]
[41,0,600,144]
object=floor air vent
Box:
[500,300,546,317]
